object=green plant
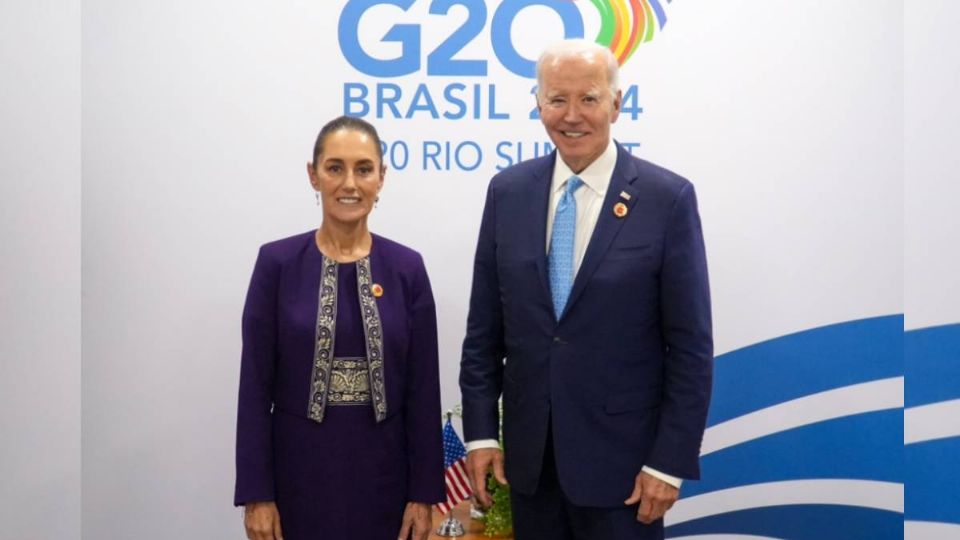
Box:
[447,403,513,536]
[478,476,512,537]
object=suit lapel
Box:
[528,153,556,310]
[561,144,640,320]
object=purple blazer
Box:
[234,231,445,506]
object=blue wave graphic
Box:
[905,323,960,526]
[668,316,905,538]
[905,323,960,407]
[666,504,903,540]
[709,316,902,425]
[683,409,902,498]
[906,437,960,524]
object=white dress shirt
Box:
[544,138,616,270]
[466,141,683,489]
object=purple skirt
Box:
[271,405,409,540]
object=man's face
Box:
[537,53,622,174]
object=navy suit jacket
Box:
[460,144,713,507]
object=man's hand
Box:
[623,471,679,524]
[465,447,507,508]
[397,502,432,540]
[244,501,283,540]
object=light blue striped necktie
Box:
[548,176,584,319]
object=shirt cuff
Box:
[642,466,683,489]
[465,439,500,452]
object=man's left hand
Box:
[624,471,679,524]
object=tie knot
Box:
[565,176,584,196]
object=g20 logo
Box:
[338,0,671,78]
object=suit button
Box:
[553,336,566,345]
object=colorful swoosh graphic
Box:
[588,0,671,65]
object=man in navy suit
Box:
[459,40,713,539]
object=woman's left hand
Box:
[397,501,432,540]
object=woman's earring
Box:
[375,196,380,208]
[315,192,320,206]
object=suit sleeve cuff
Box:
[465,439,500,452]
[642,466,683,488]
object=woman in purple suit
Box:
[234,116,445,540]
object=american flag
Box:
[434,418,473,515]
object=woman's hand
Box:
[244,501,283,540]
[397,501,432,540]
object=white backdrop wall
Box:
[78,0,910,538]
[905,2,960,332]
[1,1,81,538]
[904,3,960,538]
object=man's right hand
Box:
[244,501,283,540]
[465,447,508,508]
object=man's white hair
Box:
[535,39,620,99]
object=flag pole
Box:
[436,410,466,537]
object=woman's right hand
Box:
[244,501,283,540]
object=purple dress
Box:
[234,232,445,540]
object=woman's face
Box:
[308,128,384,227]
